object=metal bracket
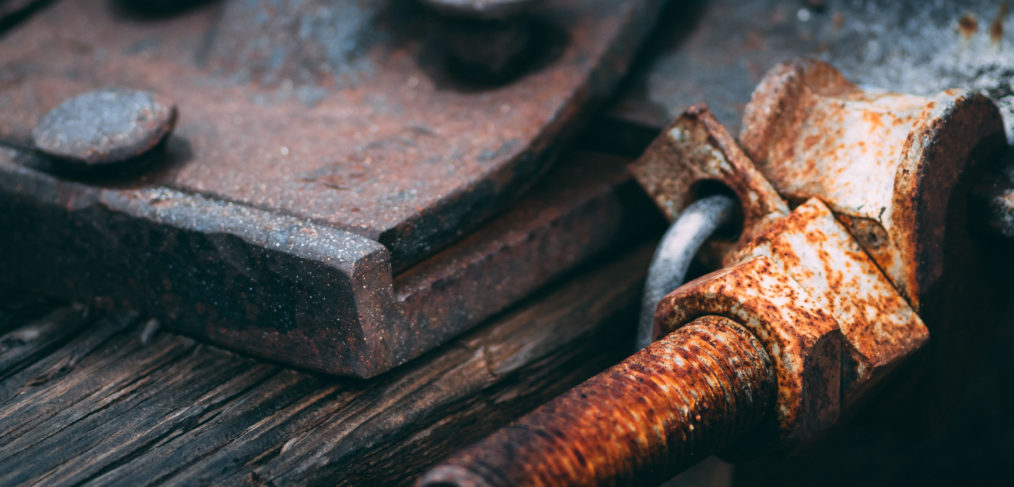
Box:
[0,0,666,376]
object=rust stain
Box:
[958,12,978,39]
[630,104,788,264]
[422,58,1003,486]
[656,256,843,444]
[740,58,1006,310]
[0,0,666,378]
[803,134,821,150]
[862,111,883,129]
[417,316,776,487]
[731,200,928,406]
[832,12,844,30]
[991,2,1008,44]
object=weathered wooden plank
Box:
[0,311,135,402]
[0,286,60,336]
[0,307,90,380]
[0,241,653,486]
[2,356,278,486]
[159,244,651,487]
[0,324,197,461]
[81,368,326,486]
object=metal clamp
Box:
[418,59,1005,486]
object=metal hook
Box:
[637,193,736,350]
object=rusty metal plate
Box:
[1,0,661,270]
[0,148,659,377]
[609,0,1014,142]
[0,0,665,376]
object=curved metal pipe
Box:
[637,194,737,349]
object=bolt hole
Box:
[690,179,743,241]
[422,13,571,89]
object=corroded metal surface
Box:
[418,315,776,487]
[607,0,1014,244]
[610,0,1014,142]
[0,150,659,377]
[628,105,787,240]
[0,0,665,376]
[0,0,661,270]
[727,199,928,408]
[656,255,843,444]
[31,89,176,165]
[740,59,1006,308]
[426,74,965,481]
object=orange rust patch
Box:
[656,256,843,444]
[419,316,776,487]
[991,3,1007,44]
[631,105,788,266]
[958,13,978,38]
[863,111,884,129]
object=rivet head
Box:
[32,89,177,165]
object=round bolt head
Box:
[32,89,177,166]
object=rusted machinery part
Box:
[729,199,928,408]
[740,58,1007,309]
[658,199,928,439]
[417,315,776,487]
[422,200,933,486]
[655,254,843,445]
[629,105,787,233]
[0,0,666,377]
[636,194,736,350]
[609,0,1014,247]
[0,0,664,272]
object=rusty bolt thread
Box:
[418,315,777,487]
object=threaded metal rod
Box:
[638,194,737,350]
[418,315,777,487]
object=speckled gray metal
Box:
[615,0,1014,142]
[32,89,176,165]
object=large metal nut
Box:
[654,256,843,445]
[740,58,1007,309]
[631,105,788,237]
[731,199,929,407]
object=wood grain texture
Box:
[0,244,653,486]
